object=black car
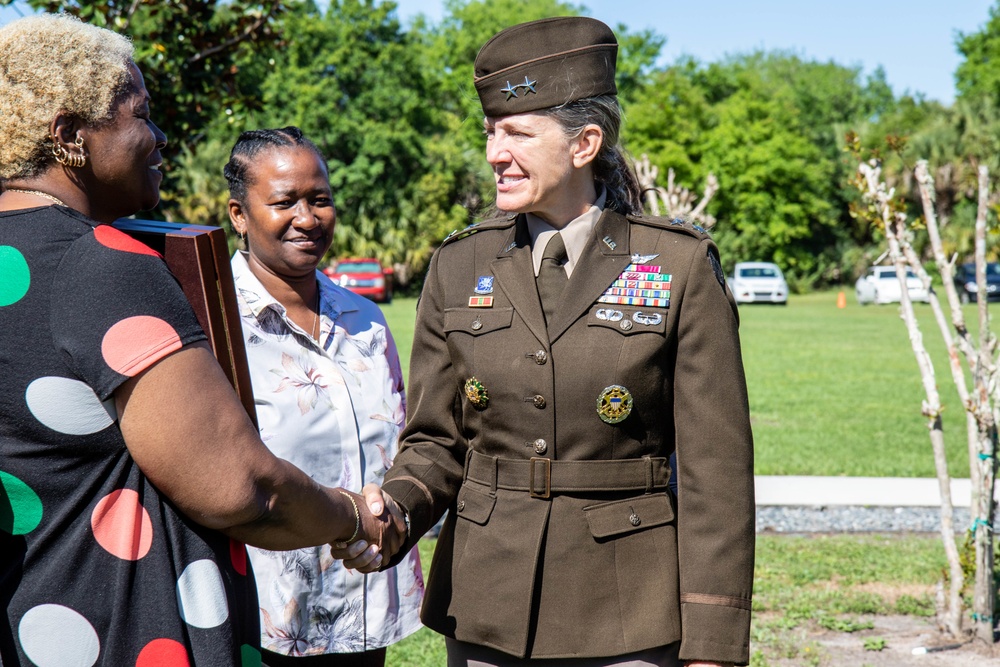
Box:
[953,262,1000,303]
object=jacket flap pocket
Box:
[444,307,514,335]
[584,493,674,539]
[456,483,497,526]
[586,306,667,335]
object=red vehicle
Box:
[322,258,393,303]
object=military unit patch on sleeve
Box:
[597,261,671,308]
[708,249,726,288]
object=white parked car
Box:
[728,262,788,304]
[855,266,929,305]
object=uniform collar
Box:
[526,186,607,277]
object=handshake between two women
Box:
[331,484,407,573]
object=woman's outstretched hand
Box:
[330,483,407,573]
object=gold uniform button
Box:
[533,350,547,365]
[629,512,641,526]
[619,319,633,331]
[532,394,546,409]
[533,439,548,455]
[457,500,466,511]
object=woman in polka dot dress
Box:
[0,14,402,667]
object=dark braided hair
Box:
[223,126,327,205]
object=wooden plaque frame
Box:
[112,219,257,427]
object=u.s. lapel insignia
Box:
[597,384,633,424]
[602,235,617,250]
[465,377,489,410]
[469,296,494,307]
[475,276,494,294]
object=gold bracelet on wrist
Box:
[339,491,360,544]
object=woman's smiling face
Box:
[485,111,587,224]
[232,145,336,281]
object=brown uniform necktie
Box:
[536,232,568,326]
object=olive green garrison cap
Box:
[474,16,618,117]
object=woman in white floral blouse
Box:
[224,126,424,667]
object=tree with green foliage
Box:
[248,0,473,283]
[1,0,292,152]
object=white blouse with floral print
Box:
[232,252,424,656]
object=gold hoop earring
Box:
[70,136,87,168]
[52,141,71,166]
[52,137,87,169]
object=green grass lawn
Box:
[386,534,950,666]
[375,291,989,666]
[381,290,992,478]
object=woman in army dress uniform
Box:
[335,16,755,667]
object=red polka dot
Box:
[136,638,190,667]
[94,225,162,258]
[229,538,247,576]
[101,316,182,377]
[91,489,153,561]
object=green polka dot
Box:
[240,644,262,667]
[0,470,43,535]
[0,246,30,306]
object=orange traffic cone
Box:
[837,291,847,309]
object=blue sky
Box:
[1,1,994,104]
[387,0,996,104]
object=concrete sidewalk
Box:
[755,476,1000,508]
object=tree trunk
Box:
[860,161,965,637]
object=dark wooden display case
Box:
[112,219,257,427]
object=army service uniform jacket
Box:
[382,208,755,665]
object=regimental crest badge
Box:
[465,377,489,410]
[596,384,633,424]
[475,276,494,294]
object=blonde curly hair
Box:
[0,13,135,180]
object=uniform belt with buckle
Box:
[465,450,670,499]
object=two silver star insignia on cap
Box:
[501,76,538,100]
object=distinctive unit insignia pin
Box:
[475,276,495,294]
[597,384,633,424]
[465,377,489,410]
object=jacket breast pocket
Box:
[444,307,514,336]
[584,492,674,540]
[586,306,667,335]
